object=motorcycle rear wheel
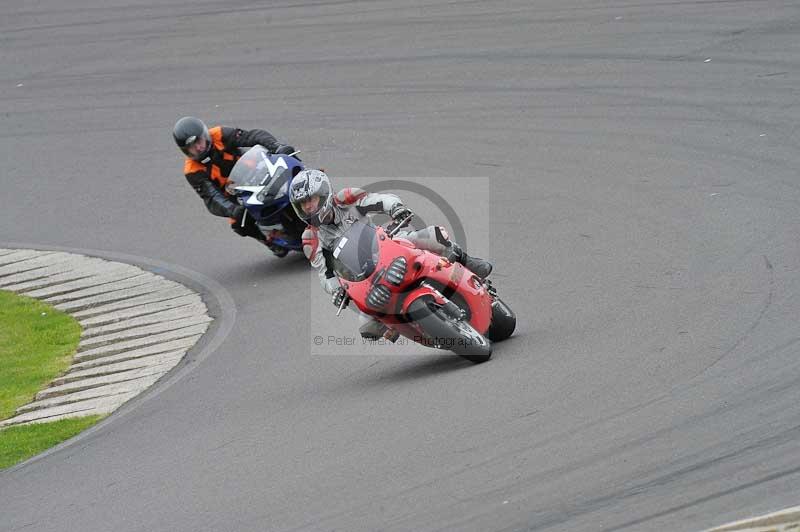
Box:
[486,297,516,342]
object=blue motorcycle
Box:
[225,146,307,256]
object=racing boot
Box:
[447,243,492,279]
[265,229,290,258]
[267,243,289,258]
[360,324,400,343]
[359,319,389,340]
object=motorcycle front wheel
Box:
[407,298,492,364]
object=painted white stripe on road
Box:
[18,375,164,414]
[0,249,57,267]
[80,302,209,338]
[28,271,154,301]
[74,324,209,362]
[78,315,212,350]
[55,350,187,385]
[0,252,78,277]
[54,279,189,313]
[35,364,183,401]
[69,337,198,371]
[0,392,140,427]
[0,258,127,290]
[67,287,195,318]
[75,294,203,326]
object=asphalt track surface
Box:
[2,1,800,531]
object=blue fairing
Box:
[239,192,293,223]
[227,147,306,252]
[271,235,302,250]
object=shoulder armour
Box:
[334,187,367,206]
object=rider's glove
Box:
[390,204,413,223]
[274,144,296,155]
[332,286,350,309]
[231,205,249,237]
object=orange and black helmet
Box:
[173,116,212,161]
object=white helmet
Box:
[290,169,334,226]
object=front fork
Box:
[401,282,465,326]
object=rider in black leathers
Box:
[173,116,301,255]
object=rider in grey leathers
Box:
[289,169,492,340]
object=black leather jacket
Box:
[183,126,290,217]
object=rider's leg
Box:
[357,310,389,340]
[231,214,267,242]
[235,217,290,257]
[403,226,492,279]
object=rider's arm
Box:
[185,166,239,218]
[333,188,403,217]
[302,228,339,294]
[221,126,284,153]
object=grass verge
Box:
[0,289,97,470]
[0,415,102,469]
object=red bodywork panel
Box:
[340,227,492,342]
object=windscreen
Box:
[226,146,292,194]
[331,221,380,282]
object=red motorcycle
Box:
[332,217,516,363]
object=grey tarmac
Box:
[1,1,800,531]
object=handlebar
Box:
[387,213,414,238]
[336,294,349,316]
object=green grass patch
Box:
[0,289,98,469]
[0,415,102,469]
[0,289,81,419]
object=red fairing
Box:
[340,226,493,344]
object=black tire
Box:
[407,298,492,363]
[486,297,516,342]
